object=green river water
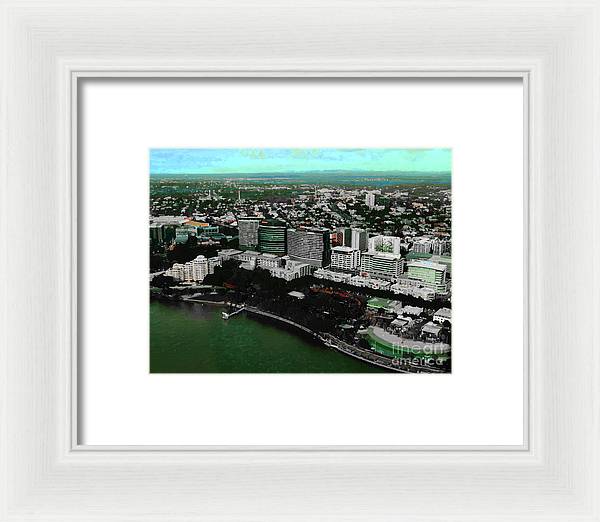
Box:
[150,301,388,373]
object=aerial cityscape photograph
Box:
[149,148,452,373]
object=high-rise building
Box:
[406,260,448,293]
[350,228,368,251]
[287,227,331,267]
[334,227,352,247]
[365,192,376,208]
[149,223,164,245]
[368,234,402,255]
[238,217,260,250]
[258,220,287,254]
[431,238,451,255]
[360,252,404,281]
[330,246,361,271]
[411,238,433,254]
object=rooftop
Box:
[434,307,452,318]
[422,322,443,335]
[362,251,402,260]
[407,260,446,271]
[332,246,357,253]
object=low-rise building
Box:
[269,260,312,281]
[217,249,243,260]
[421,321,443,340]
[349,276,391,291]
[402,305,424,317]
[390,281,437,300]
[433,307,452,324]
[313,268,353,283]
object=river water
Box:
[150,301,388,373]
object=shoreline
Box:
[243,307,404,373]
[153,296,443,373]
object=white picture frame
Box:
[1,1,598,520]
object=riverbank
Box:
[152,295,431,372]
[243,307,405,373]
[150,301,388,373]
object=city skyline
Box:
[150,148,451,374]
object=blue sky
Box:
[150,148,451,176]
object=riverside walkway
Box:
[242,307,432,373]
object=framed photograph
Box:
[2,1,598,521]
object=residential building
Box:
[411,237,433,254]
[431,238,451,255]
[330,246,361,271]
[164,255,208,282]
[360,251,404,281]
[365,192,376,208]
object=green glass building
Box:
[406,260,448,293]
[258,220,287,254]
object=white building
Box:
[164,263,185,281]
[431,238,451,255]
[330,246,360,271]
[368,234,402,255]
[349,275,391,291]
[233,250,283,269]
[350,228,368,251]
[165,255,208,282]
[313,268,353,283]
[217,249,243,260]
[359,251,404,281]
[411,237,433,254]
[390,281,436,300]
[365,192,376,208]
[269,260,312,281]
[402,305,424,317]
